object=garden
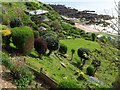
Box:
[0,1,120,89]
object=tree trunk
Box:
[47,50,52,56]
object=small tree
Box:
[46,38,59,56]
[77,48,90,69]
[34,38,47,59]
[59,43,67,55]
[71,49,75,60]
[91,33,96,41]
[91,60,101,74]
[42,31,59,56]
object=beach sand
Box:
[75,23,99,32]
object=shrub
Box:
[86,65,94,76]
[33,30,40,38]
[46,37,59,56]
[77,72,85,80]
[11,26,34,55]
[50,20,61,31]
[40,23,50,30]
[71,49,75,60]
[77,48,90,59]
[1,52,13,69]
[59,43,67,54]
[42,31,59,55]
[0,24,7,30]
[99,36,107,43]
[77,48,90,68]
[10,18,22,28]
[91,60,101,74]
[91,33,96,41]
[34,38,47,59]
[0,28,11,47]
[91,60,101,68]
[59,80,79,89]
[1,52,34,88]
[11,66,34,89]
[41,30,58,38]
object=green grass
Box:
[26,38,119,88]
[60,38,101,60]
[26,53,81,83]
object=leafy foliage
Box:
[91,33,96,41]
[10,18,22,28]
[34,38,47,58]
[86,65,94,76]
[41,30,59,55]
[1,52,34,88]
[77,48,90,59]
[59,80,80,89]
[11,26,34,55]
[12,66,34,89]
[1,52,13,69]
[40,23,50,30]
[59,43,67,54]
[71,49,75,60]
[33,30,40,38]
[91,60,101,68]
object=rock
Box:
[60,62,67,68]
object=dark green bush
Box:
[59,80,79,89]
[11,26,34,55]
[46,37,59,56]
[91,33,96,41]
[59,43,67,54]
[86,65,94,76]
[91,60,101,68]
[41,30,59,55]
[10,18,22,28]
[77,48,90,60]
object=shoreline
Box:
[74,23,99,33]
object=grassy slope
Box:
[26,38,119,87]
[26,38,101,83]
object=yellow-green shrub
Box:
[11,26,34,55]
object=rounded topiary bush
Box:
[41,30,59,56]
[77,48,90,59]
[46,37,59,56]
[11,26,34,55]
[59,43,67,54]
[86,65,94,76]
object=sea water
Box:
[40,0,119,17]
